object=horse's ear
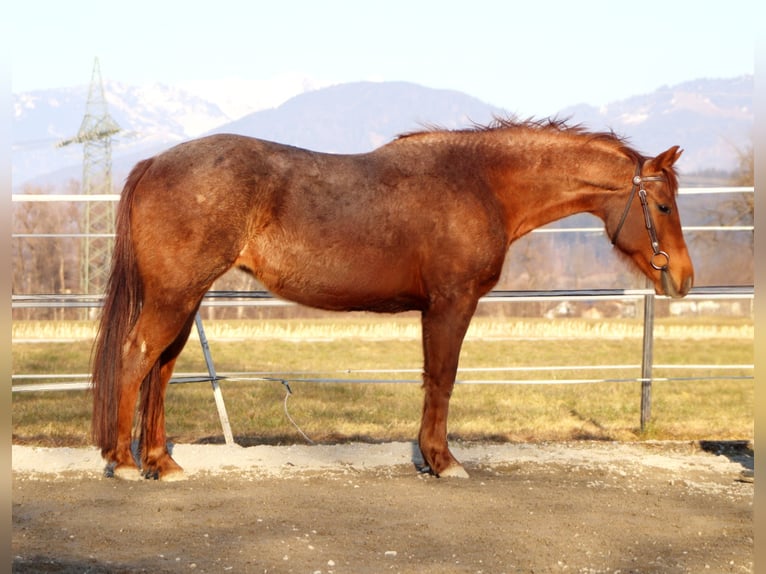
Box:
[651,146,683,170]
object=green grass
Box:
[11,316,754,447]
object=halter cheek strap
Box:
[610,163,641,246]
[610,162,669,271]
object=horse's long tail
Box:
[91,158,154,455]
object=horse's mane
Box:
[396,115,680,192]
[398,115,647,165]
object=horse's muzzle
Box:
[661,270,693,299]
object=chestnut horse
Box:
[91,118,694,480]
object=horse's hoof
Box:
[137,464,185,481]
[111,464,142,481]
[159,468,186,482]
[438,464,470,479]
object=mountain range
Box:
[12,75,753,190]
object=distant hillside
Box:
[207,77,753,175]
[206,81,506,153]
[560,76,753,174]
[12,76,753,189]
[13,82,229,189]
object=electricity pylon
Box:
[58,57,121,303]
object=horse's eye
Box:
[657,204,672,215]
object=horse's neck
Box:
[485,137,632,240]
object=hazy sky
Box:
[9,0,756,117]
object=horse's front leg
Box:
[418,297,478,478]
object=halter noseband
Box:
[610,162,669,271]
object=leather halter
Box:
[610,162,670,271]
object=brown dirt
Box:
[12,441,753,573]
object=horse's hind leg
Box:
[418,296,478,478]
[138,310,199,481]
[109,305,200,480]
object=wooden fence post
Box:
[640,291,655,431]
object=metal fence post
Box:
[194,313,235,445]
[640,291,655,431]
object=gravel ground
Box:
[12,440,753,573]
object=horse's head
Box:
[607,146,694,298]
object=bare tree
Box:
[13,182,83,319]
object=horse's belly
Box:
[247,246,425,313]
[279,286,425,313]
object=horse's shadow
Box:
[699,440,753,481]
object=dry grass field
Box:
[11,315,754,447]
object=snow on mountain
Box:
[12,75,326,188]
[13,81,231,188]
[178,73,332,120]
[105,81,229,139]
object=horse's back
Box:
[127,133,507,312]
